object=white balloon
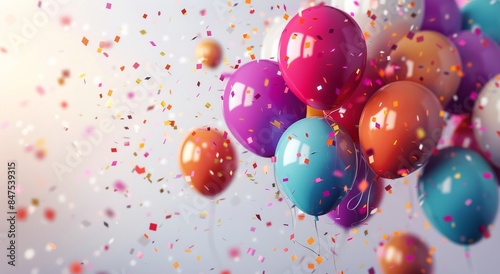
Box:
[330,0,424,65]
[260,17,289,60]
[473,75,500,168]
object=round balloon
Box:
[275,118,357,216]
[325,64,385,143]
[385,31,462,107]
[222,60,306,157]
[462,0,500,43]
[421,0,462,35]
[278,6,367,110]
[179,128,237,198]
[261,17,288,60]
[331,0,424,66]
[377,233,433,274]
[473,75,500,168]
[359,81,444,179]
[447,31,500,114]
[451,115,481,153]
[418,147,499,245]
[195,39,223,68]
[327,146,383,229]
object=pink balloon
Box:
[456,0,470,8]
[278,6,367,110]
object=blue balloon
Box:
[418,147,499,245]
[275,118,358,216]
[462,0,500,43]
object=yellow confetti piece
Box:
[197,256,201,261]
[105,98,113,108]
[307,237,315,245]
[454,173,461,179]
[205,103,211,108]
[316,256,323,264]
[173,262,179,269]
[382,234,389,240]
[393,101,398,107]
[291,255,297,261]
[161,101,166,107]
[264,79,269,87]
[416,128,426,139]
[406,202,411,209]
[140,29,147,35]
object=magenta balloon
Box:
[421,0,462,35]
[278,6,367,111]
[222,60,306,157]
[327,147,383,229]
[446,31,500,114]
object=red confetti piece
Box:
[135,165,146,174]
[69,261,83,274]
[44,208,56,222]
[149,223,157,231]
[17,206,28,221]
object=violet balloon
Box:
[327,147,383,229]
[222,60,306,157]
[421,0,462,35]
[278,6,367,110]
[447,31,500,114]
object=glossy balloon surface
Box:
[278,6,367,110]
[418,147,499,245]
[223,60,306,157]
[179,128,237,198]
[275,118,357,216]
[359,81,444,179]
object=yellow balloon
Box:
[306,106,323,118]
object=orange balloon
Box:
[377,233,433,274]
[179,128,237,198]
[359,81,444,179]
[385,31,462,107]
[306,106,323,118]
[195,39,223,68]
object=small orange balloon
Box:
[377,233,433,274]
[195,39,223,68]
[359,81,444,179]
[179,128,237,198]
[385,31,462,107]
[306,106,323,118]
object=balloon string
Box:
[209,201,222,270]
[314,218,320,257]
[465,246,477,274]
[276,182,321,257]
[332,224,339,274]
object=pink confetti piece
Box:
[322,190,330,197]
[258,255,265,262]
[106,3,112,9]
[133,62,140,69]
[247,248,255,256]
[168,243,173,249]
[483,172,493,179]
[150,41,156,46]
[333,170,343,177]
[443,215,453,222]
[250,227,255,232]
[465,199,472,206]
[136,251,143,259]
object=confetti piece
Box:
[247,248,255,256]
[105,3,112,9]
[307,237,314,245]
[149,223,157,231]
[443,215,453,222]
[82,37,89,46]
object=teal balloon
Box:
[418,147,499,245]
[462,0,500,42]
[275,118,358,216]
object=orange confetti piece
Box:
[82,37,89,46]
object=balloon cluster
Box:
[180,1,500,272]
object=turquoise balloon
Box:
[462,0,500,42]
[275,118,357,216]
[418,147,499,245]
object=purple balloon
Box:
[446,31,500,114]
[421,0,462,35]
[327,148,383,229]
[222,60,306,157]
